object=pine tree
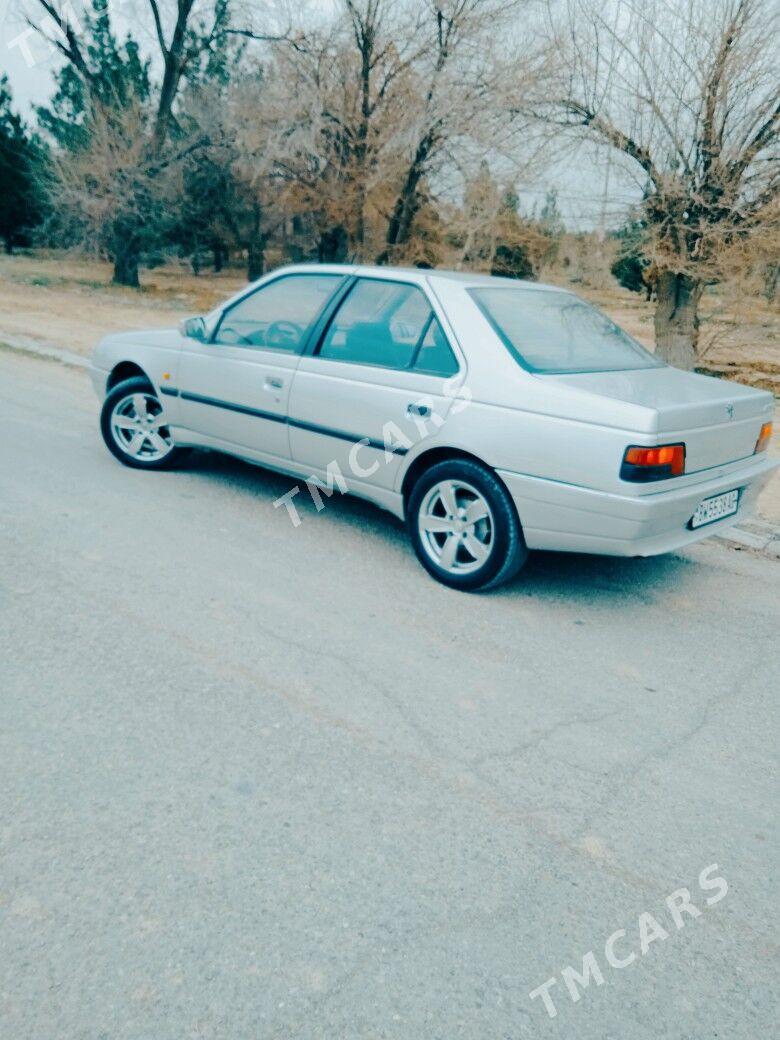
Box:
[37,0,151,152]
[0,77,44,254]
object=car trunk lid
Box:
[545,367,773,473]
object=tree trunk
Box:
[212,241,225,273]
[317,225,349,263]
[353,182,367,258]
[377,130,435,265]
[112,223,141,288]
[378,170,423,265]
[4,236,13,255]
[113,246,140,288]
[653,271,701,370]
[247,203,266,281]
[247,236,265,281]
[763,263,779,302]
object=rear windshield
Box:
[469,286,664,374]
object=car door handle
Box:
[407,402,430,418]
[265,377,284,391]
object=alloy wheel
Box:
[417,479,495,575]
[110,392,173,462]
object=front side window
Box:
[470,287,664,374]
[215,274,342,351]
[318,279,434,370]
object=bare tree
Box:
[30,0,226,284]
[230,1,429,260]
[231,0,546,266]
[340,0,422,250]
[534,0,780,368]
[223,71,301,277]
[377,0,538,265]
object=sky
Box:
[2,0,58,112]
[0,0,643,230]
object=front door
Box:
[176,273,344,463]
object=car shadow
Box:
[504,546,691,603]
[182,449,698,605]
[181,447,408,542]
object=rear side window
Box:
[215,274,342,351]
[469,286,663,374]
[413,317,458,376]
[319,279,433,370]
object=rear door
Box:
[288,276,464,491]
[176,273,344,462]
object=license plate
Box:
[689,489,739,529]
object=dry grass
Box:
[0,252,246,355]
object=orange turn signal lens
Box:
[754,422,772,454]
[621,443,686,482]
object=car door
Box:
[176,273,344,462]
[287,276,465,492]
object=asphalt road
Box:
[1,349,778,1039]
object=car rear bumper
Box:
[498,455,779,557]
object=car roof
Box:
[276,262,564,293]
[424,269,562,293]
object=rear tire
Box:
[407,458,528,591]
[100,376,186,470]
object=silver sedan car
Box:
[90,264,777,590]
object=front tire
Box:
[407,459,528,591]
[100,376,185,470]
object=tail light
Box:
[754,422,772,454]
[621,443,686,482]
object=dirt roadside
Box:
[0,254,245,356]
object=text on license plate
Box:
[689,489,739,529]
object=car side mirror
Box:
[180,316,207,342]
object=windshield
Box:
[469,287,664,374]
